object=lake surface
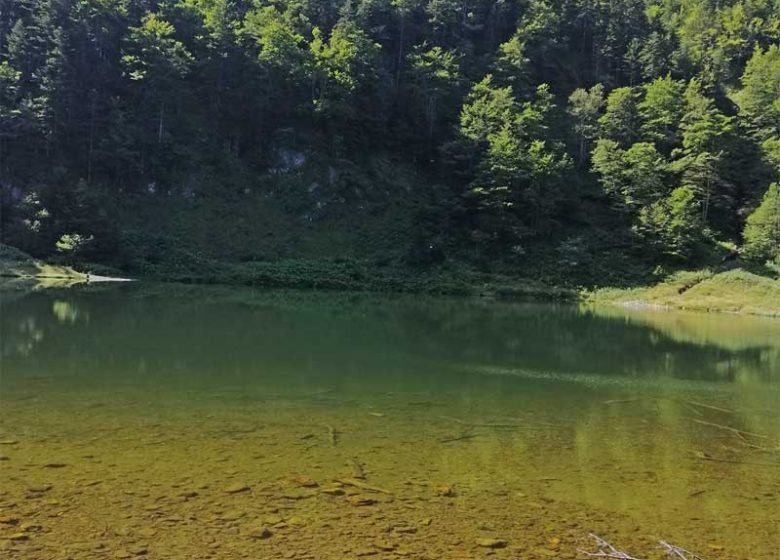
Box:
[1,284,778,559]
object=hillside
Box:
[1,0,778,287]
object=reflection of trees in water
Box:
[1,314,45,357]
[51,300,85,324]
[1,294,88,359]
[1,288,777,387]
[386,303,778,384]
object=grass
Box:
[0,244,87,286]
[139,257,578,299]
[587,268,780,317]
[5,238,779,317]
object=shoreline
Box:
[2,245,778,317]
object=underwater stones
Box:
[281,489,317,500]
[19,522,41,533]
[290,475,318,488]
[475,537,507,549]
[433,484,455,497]
[0,456,9,461]
[113,550,132,559]
[263,514,284,526]
[7,533,30,541]
[320,483,345,496]
[0,516,19,525]
[336,478,391,494]
[372,539,396,551]
[42,462,66,468]
[347,496,376,507]
[0,440,19,446]
[218,509,246,522]
[243,522,272,539]
[26,484,52,495]
[137,528,157,538]
[223,483,250,494]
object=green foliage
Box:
[638,74,685,150]
[641,185,703,258]
[592,140,668,209]
[460,77,570,255]
[56,233,94,255]
[243,6,307,77]
[407,44,461,138]
[568,84,605,165]
[599,87,640,147]
[310,22,380,114]
[2,0,780,287]
[737,44,780,139]
[743,182,780,262]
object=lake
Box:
[1,284,778,559]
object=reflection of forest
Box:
[1,287,778,386]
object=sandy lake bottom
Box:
[1,286,778,559]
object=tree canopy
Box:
[1,0,779,279]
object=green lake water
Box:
[1,284,778,559]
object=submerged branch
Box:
[659,541,706,560]
[578,534,644,560]
[438,415,521,429]
[690,418,770,440]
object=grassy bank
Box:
[5,243,779,317]
[140,258,578,299]
[0,244,88,288]
[0,243,575,299]
[587,268,780,316]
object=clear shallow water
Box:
[0,284,778,559]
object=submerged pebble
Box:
[476,538,507,549]
[223,483,250,494]
[244,522,273,539]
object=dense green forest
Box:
[1,0,779,285]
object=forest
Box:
[1,0,779,286]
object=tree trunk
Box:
[158,101,165,144]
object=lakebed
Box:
[1,285,778,559]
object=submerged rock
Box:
[476,538,507,549]
[291,475,318,488]
[8,533,29,541]
[223,483,250,494]
[244,522,273,539]
[433,484,455,497]
[348,496,376,507]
